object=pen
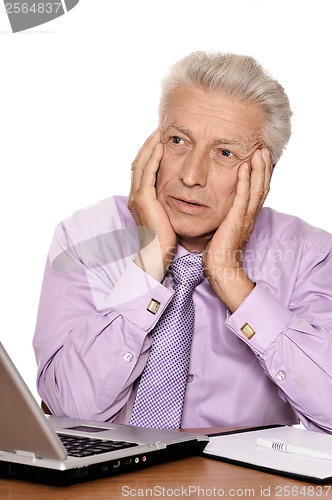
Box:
[256,437,332,461]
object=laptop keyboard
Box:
[58,434,139,458]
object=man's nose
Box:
[179,150,208,187]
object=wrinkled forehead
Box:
[161,85,265,121]
[161,86,266,149]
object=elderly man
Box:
[33,52,332,433]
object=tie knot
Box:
[169,253,204,288]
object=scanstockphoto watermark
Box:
[121,485,257,497]
[204,247,296,282]
[50,226,296,281]
[121,484,332,497]
[3,0,80,32]
[207,248,296,266]
[212,263,288,282]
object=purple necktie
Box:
[129,253,204,429]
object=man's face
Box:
[156,86,266,252]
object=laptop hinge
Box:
[15,449,36,459]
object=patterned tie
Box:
[129,253,204,429]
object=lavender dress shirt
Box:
[33,196,332,432]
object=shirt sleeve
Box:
[226,238,332,433]
[33,227,174,422]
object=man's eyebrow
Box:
[213,137,245,150]
[165,124,245,150]
[165,124,192,136]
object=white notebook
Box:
[203,425,332,483]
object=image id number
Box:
[5,3,62,14]
[275,485,332,496]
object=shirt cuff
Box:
[226,283,293,353]
[102,260,174,331]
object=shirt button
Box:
[123,352,133,362]
[187,374,194,383]
[276,370,286,381]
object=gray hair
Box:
[158,51,292,164]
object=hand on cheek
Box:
[203,147,273,312]
[128,130,177,280]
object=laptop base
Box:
[0,440,206,486]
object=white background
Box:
[0,0,331,400]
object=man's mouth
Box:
[170,196,208,214]
[175,196,206,206]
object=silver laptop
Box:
[0,342,208,485]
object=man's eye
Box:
[220,149,233,157]
[171,136,183,145]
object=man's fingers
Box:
[138,142,164,193]
[229,147,273,241]
[231,162,251,216]
[247,147,272,214]
[130,130,161,192]
[132,129,160,166]
[262,148,273,194]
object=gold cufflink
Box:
[241,322,256,339]
[147,298,161,315]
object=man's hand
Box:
[203,147,273,312]
[128,130,177,281]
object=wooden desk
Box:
[1,431,332,499]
